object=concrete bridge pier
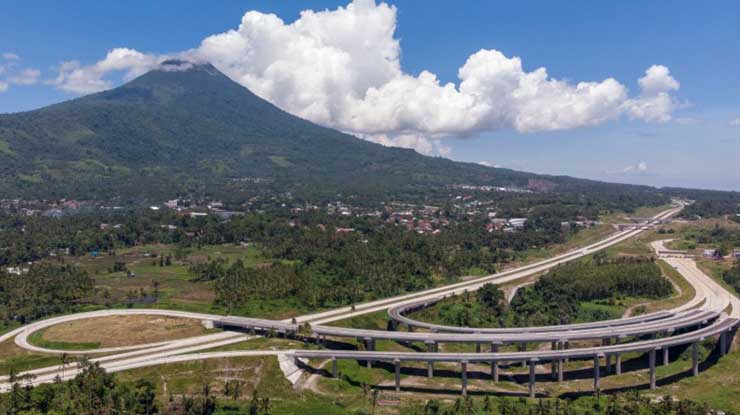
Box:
[550,342,557,379]
[426,341,436,378]
[615,353,622,375]
[692,342,699,376]
[519,343,527,367]
[663,346,670,366]
[364,338,375,368]
[593,354,602,393]
[461,361,468,396]
[332,357,338,378]
[528,359,538,398]
[556,341,564,382]
[649,349,657,389]
[475,342,481,353]
[394,359,401,392]
[719,331,728,356]
[603,339,612,374]
[491,343,499,382]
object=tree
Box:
[224,379,244,401]
[133,379,158,414]
[59,352,70,380]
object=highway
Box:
[1,203,737,397]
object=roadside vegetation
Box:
[413,254,672,328]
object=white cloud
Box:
[637,65,679,96]
[49,48,160,94]
[623,65,680,123]
[47,1,683,156]
[0,81,8,92]
[730,118,740,127]
[608,161,649,175]
[2,53,20,61]
[8,68,41,85]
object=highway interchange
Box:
[1,203,738,398]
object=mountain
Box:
[0,60,666,205]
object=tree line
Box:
[429,255,672,328]
[0,263,95,326]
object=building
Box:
[508,218,527,228]
[703,249,719,259]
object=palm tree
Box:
[59,352,69,380]
[370,389,379,415]
[259,396,272,415]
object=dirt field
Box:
[39,315,211,348]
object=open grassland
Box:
[34,315,212,349]
[117,355,359,415]
[0,340,59,376]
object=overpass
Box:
[2,204,738,398]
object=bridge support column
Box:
[528,359,537,398]
[332,357,338,378]
[491,343,499,382]
[720,331,727,356]
[663,346,669,366]
[557,359,563,382]
[564,341,570,362]
[407,325,413,333]
[520,343,527,367]
[692,342,699,376]
[615,353,622,375]
[426,341,436,378]
[604,339,612,374]
[394,359,401,392]
[649,349,656,390]
[461,361,468,396]
[476,342,481,353]
[593,355,601,393]
[557,341,564,382]
[550,342,557,379]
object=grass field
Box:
[32,315,212,349]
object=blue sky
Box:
[1,1,739,190]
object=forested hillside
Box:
[0,60,675,208]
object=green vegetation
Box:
[0,61,679,210]
[26,329,100,351]
[416,254,671,328]
[0,263,95,324]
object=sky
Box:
[1,1,739,190]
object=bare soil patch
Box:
[40,315,210,348]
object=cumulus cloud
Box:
[2,53,19,61]
[46,0,683,156]
[49,48,161,94]
[623,65,680,123]
[8,68,41,85]
[730,118,740,127]
[0,81,8,92]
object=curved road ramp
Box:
[1,204,738,398]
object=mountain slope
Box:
[0,60,664,205]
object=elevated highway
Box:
[2,203,738,398]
